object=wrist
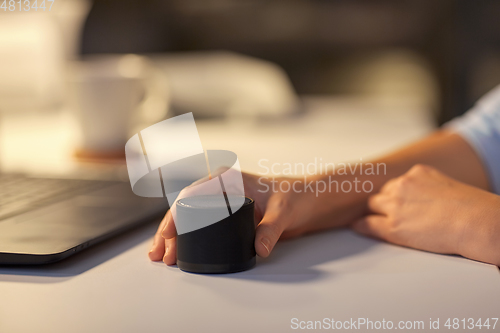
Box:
[295,173,378,232]
[459,194,500,266]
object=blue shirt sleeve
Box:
[444,85,500,194]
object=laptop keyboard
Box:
[0,174,113,221]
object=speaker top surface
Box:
[177,195,253,210]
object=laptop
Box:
[0,173,169,265]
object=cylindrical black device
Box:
[176,195,256,274]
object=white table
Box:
[1,97,499,333]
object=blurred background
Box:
[80,0,500,123]
[1,0,500,176]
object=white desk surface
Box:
[1,97,499,333]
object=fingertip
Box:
[162,248,171,265]
[148,247,163,261]
[162,239,177,265]
[254,219,284,258]
[255,237,272,258]
[148,235,166,261]
[162,251,176,266]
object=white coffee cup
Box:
[67,54,169,159]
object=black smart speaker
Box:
[176,195,256,274]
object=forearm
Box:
[298,130,491,233]
[334,130,490,203]
[373,130,490,191]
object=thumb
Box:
[254,202,289,258]
[351,215,391,242]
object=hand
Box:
[148,171,369,265]
[149,172,309,265]
[352,164,500,266]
